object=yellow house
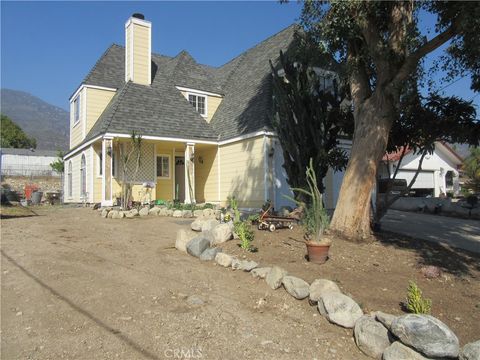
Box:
[63,13,308,209]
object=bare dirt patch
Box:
[1,207,368,360]
[222,224,480,345]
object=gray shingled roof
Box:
[75,24,296,146]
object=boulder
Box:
[112,211,125,219]
[191,218,204,231]
[282,276,310,300]
[139,207,149,216]
[175,229,196,252]
[266,266,288,290]
[125,211,135,219]
[130,208,139,216]
[182,210,193,218]
[238,260,258,272]
[211,223,233,245]
[231,258,241,270]
[109,210,119,218]
[309,279,341,303]
[149,207,160,215]
[460,340,480,360]
[354,315,392,359]
[101,209,109,218]
[383,342,429,360]
[199,247,222,261]
[107,210,114,218]
[158,208,167,216]
[374,311,397,331]
[215,253,233,267]
[201,219,219,232]
[390,314,459,358]
[203,208,214,218]
[193,209,203,217]
[317,292,363,328]
[186,237,210,258]
[166,209,173,216]
[214,210,222,220]
[173,210,183,218]
[251,267,271,279]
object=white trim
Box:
[80,151,87,200]
[125,22,128,83]
[176,86,223,98]
[125,16,152,29]
[70,84,116,102]
[129,23,134,82]
[185,92,208,118]
[96,149,102,178]
[172,147,176,199]
[89,146,94,203]
[217,145,221,202]
[156,154,171,179]
[101,140,106,203]
[263,135,268,202]
[64,135,103,159]
[218,130,275,146]
[104,133,218,145]
[82,88,87,139]
[73,95,81,126]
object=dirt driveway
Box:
[1,207,367,360]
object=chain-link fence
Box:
[0,164,61,177]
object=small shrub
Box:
[235,221,256,252]
[247,213,260,224]
[203,203,214,209]
[406,281,432,314]
[228,196,240,223]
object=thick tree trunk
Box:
[330,94,394,242]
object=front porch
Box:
[94,137,218,207]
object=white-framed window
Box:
[156,155,170,178]
[188,93,207,117]
[73,95,80,125]
[67,161,72,197]
[80,154,86,197]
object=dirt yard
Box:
[1,206,479,360]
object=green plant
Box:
[247,213,260,224]
[228,196,240,223]
[234,221,255,252]
[203,203,214,209]
[406,281,432,314]
[289,158,330,244]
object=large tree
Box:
[0,114,36,149]
[271,47,352,202]
[300,1,480,241]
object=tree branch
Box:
[391,24,456,87]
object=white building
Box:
[0,148,60,177]
[380,142,463,197]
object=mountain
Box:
[0,89,69,151]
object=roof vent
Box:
[132,13,145,20]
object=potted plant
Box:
[292,159,331,264]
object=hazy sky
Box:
[1,1,478,111]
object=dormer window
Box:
[73,95,80,124]
[188,94,206,117]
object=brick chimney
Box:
[125,13,151,85]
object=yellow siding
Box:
[132,23,150,85]
[219,136,266,208]
[70,88,85,149]
[195,146,218,203]
[155,144,174,201]
[86,88,115,134]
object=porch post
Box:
[101,137,113,206]
[184,142,195,204]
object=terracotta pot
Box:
[305,241,330,264]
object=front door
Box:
[175,157,185,202]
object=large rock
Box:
[309,279,341,303]
[112,211,125,219]
[101,209,109,218]
[231,258,241,270]
[175,229,196,252]
[266,266,288,290]
[374,311,397,331]
[201,219,219,232]
[215,253,233,267]
[383,342,429,360]
[125,211,135,218]
[251,267,271,279]
[199,247,222,261]
[203,208,214,218]
[211,223,233,245]
[193,209,203,217]
[182,210,193,218]
[191,218,204,231]
[354,315,392,359]
[158,208,167,216]
[149,207,160,215]
[139,207,149,216]
[282,276,310,300]
[317,292,363,328]
[107,210,114,218]
[460,340,480,360]
[166,209,173,216]
[391,314,459,358]
[130,208,139,216]
[238,260,258,272]
[186,237,210,258]
[110,210,119,218]
[173,210,183,218]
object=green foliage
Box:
[463,147,480,193]
[271,48,351,201]
[247,213,260,224]
[228,196,240,223]
[49,151,64,173]
[203,203,214,209]
[290,158,330,243]
[0,114,36,149]
[406,281,432,315]
[234,221,256,252]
